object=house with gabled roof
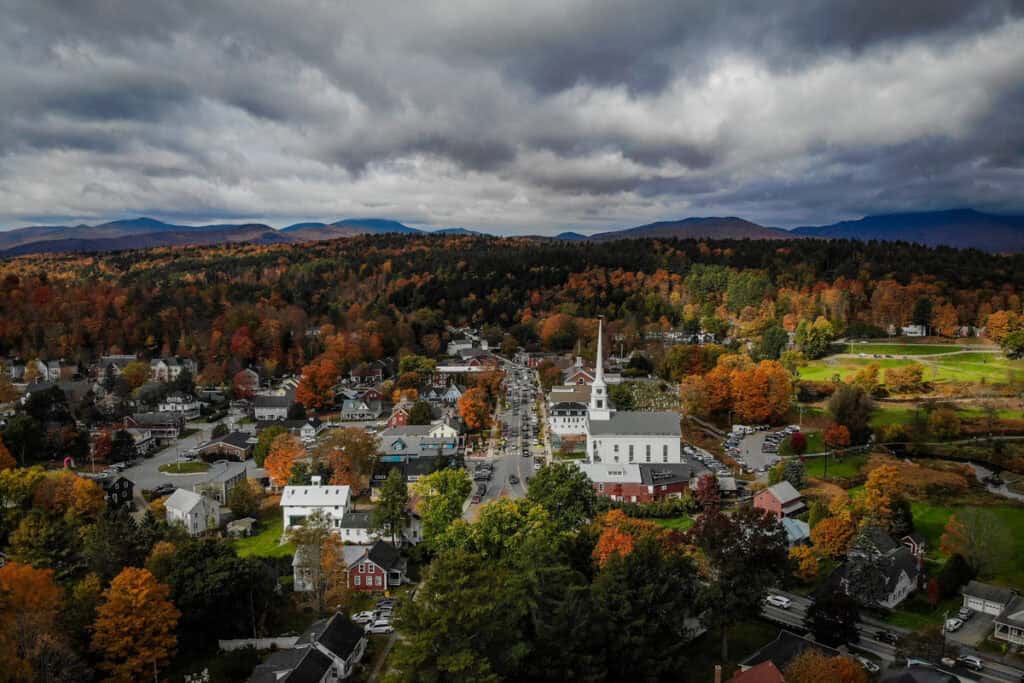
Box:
[342,540,407,592]
[165,489,220,536]
[247,611,367,682]
[281,477,351,531]
[737,629,840,674]
[753,481,805,518]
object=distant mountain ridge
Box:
[791,209,1024,252]
[3,208,1024,257]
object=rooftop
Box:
[964,580,1015,605]
[587,410,681,436]
[739,630,840,672]
[763,481,802,505]
[281,484,351,508]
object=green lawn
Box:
[910,502,1024,590]
[780,431,824,456]
[158,461,210,474]
[843,343,965,356]
[870,402,1020,429]
[800,351,1023,386]
[887,595,962,630]
[803,453,867,480]
[233,507,294,559]
[653,515,695,532]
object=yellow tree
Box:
[785,650,867,683]
[789,545,819,581]
[811,513,856,558]
[91,567,180,682]
[862,463,904,528]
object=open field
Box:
[842,343,968,355]
[232,507,294,559]
[910,502,1024,590]
[652,515,695,532]
[803,452,867,480]
[780,431,824,456]
[158,461,209,474]
[800,352,1024,385]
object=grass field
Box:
[158,461,209,474]
[232,507,294,559]
[842,343,966,355]
[887,594,962,630]
[653,515,695,532]
[868,402,1021,429]
[800,352,1023,386]
[910,502,1024,590]
[803,453,868,480]
[780,431,824,456]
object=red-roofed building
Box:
[726,661,783,683]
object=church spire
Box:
[589,317,611,421]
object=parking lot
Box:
[723,424,800,474]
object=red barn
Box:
[387,403,411,428]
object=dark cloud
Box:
[0,1,1023,232]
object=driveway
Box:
[947,612,995,647]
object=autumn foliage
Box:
[265,433,304,487]
[91,567,180,682]
[296,357,340,409]
[822,423,851,450]
[458,387,491,432]
[0,437,14,471]
[32,472,106,520]
[811,514,856,558]
[789,545,819,581]
[591,510,671,568]
[784,650,868,683]
[0,562,62,681]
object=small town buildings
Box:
[341,399,382,421]
[831,527,920,608]
[165,489,221,536]
[781,517,811,547]
[900,324,928,337]
[281,477,351,531]
[197,431,255,461]
[157,392,201,418]
[149,357,197,383]
[386,402,412,428]
[98,354,138,377]
[753,481,806,519]
[737,630,841,674]
[585,319,683,464]
[378,425,459,463]
[194,460,247,504]
[247,611,367,682]
[726,661,783,683]
[371,458,444,497]
[124,412,184,441]
[342,540,406,592]
[577,461,709,503]
[254,394,291,421]
[962,580,1015,616]
[548,401,589,436]
[995,595,1024,646]
[98,474,134,510]
[300,417,324,443]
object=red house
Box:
[342,541,407,593]
[753,481,805,518]
[387,403,411,428]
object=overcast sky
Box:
[2,1,1024,234]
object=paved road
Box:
[120,418,264,491]
[763,590,1024,682]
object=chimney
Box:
[714,665,722,683]
[310,475,322,486]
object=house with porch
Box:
[246,611,367,682]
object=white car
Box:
[855,656,879,673]
[351,611,377,624]
[956,655,984,671]
[365,620,394,635]
[764,595,792,609]
[944,618,964,632]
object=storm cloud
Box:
[1,0,1023,233]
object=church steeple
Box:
[588,317,612,421]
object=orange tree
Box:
[458,387,491,432]
[810,513,856,558]
[91,567,180,682]
[315,427,378,488]
[0,562,62,681]
[784,650,867,683]
[0,437,14,471]
[296,357,340,410]
[265,433,304,487]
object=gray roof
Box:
[964,580,1015,605]
[764,481,802,505]
[254,395,292,408]
[637,463,698,486]
[207,431,254,451]
[739,629,840,671]
[204,460,247,483]
[587,410,680,436]
[880,666,958,683]
[996,595,1024,628]
[341,510,373,529]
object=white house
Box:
[165,488,221,536]
[281,477,351,531]
[150,357,197,383]
[254,394,291,421]
[585,319,682,464]
[549,401,588,437]
[428,421,460,439]
[157,392,201,418]
[900,324,927,337]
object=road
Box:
[762,590,1024,682]
[463,359,543,517]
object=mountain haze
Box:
[588,217,792,241]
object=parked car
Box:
[365,620,394,635]
[958,607,973,621]
[471,494,482,504]
[956,655,984,671]
[764,595,791,609]
[855,656,879,673]
[945,618,964,632]
[508,475,519,485]
[352,611,377,624]
[874,630,899,645]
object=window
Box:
[598,483,604,492]
[354,576,361,586]
[359,563,366,573]
[663,444,669,460]
[377,575,383,586]
[646,445,651,458]
[613,444,619,453]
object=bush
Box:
[595,495,696,518]
[937,553,976,598]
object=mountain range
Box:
[2,209,1023,257]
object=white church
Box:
[586,318,682,464]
